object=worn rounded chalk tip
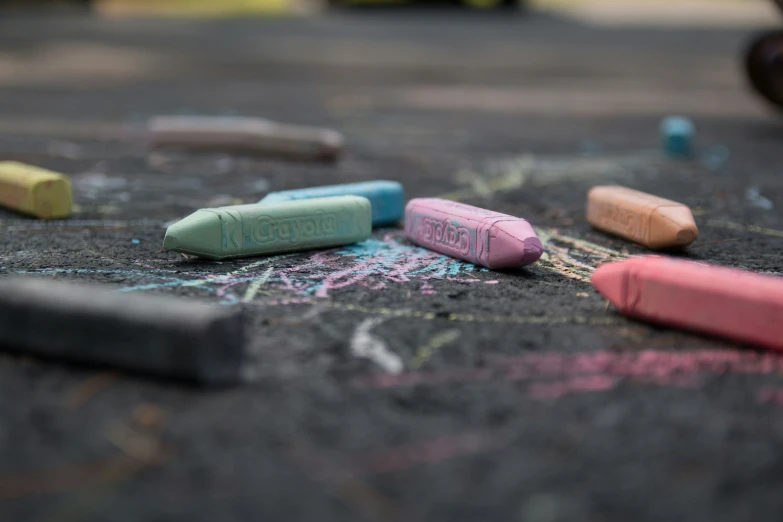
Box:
[521,237,544,266]
[162,209,223,259]
[676,229,697,245]
[650,205,699,249]
[162,233,179,251]
[591,259,632,310]
[485,219,544,269]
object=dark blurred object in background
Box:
[0,0,92,10]
[745,1,783,111]
[747,33,783,112]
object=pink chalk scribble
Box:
[355,368,494,389]
[528,375,618,399]
[271,234,486,299]
[354,349,783,401]
[289,429,512,481]
[757,387,783,407]
[49,233,489,301]
[346,429,512,476]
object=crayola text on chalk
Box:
[421,218,472,256]
[253,210,339,244]
[164,196,372,260]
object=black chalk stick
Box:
[0,277,244,386]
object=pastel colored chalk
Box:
[0,161,72,219]
[260,181,404,227]
[592,256,783,351]
[148,115,343,161]
[586,185,698,250]
[0,277,244,386]
[164,195,372,260]
[404,198,543,269]
[660,116,694,157]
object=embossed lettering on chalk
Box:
[595,202,645,239]
[420,217,471,256]
[253,210,340,244]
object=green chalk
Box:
[163,196,372,260]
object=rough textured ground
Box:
[1,9,783,522]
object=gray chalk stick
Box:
[0,277,244,386]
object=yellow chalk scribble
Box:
[242,266,274,303]
[439,152,657,203]
[320,302,619,326]
[706,220,783,239]
[409,329,461,369]
[534,227,627,283]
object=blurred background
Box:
[3,2,783,522]
[1,0,781,115]
[0,0,778,20]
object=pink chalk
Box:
[404,198,543,269]
[757,387,783,407]
[528,375,618,399]
[592,256,783,351]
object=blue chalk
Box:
[260,180,404,227]
[131,239,140,245]
[660,116,694,158]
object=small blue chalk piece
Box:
[131,239,140,245]
[660,116,695,158]
[260,180,404,227]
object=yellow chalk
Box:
[95,0,292,17]
[0,162,72,219]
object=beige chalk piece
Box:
[148,115,343,161]
[586,185,698,249]
[0,161,72,219]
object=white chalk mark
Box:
[242,267,274,303]
[746,186,774,211]
[181,254,294,288]
[350,318,403,374]
[233,255,293,275]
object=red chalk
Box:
[592,256,783,351]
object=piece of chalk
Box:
[660,116,694,157]
[592,256,783,351]
[0,277,244,385]
[0,161,72,219]
[586,185,698,250]
[164,195,372,260]
[404,198,543,269]
[260,181,404,227]
[148,115,344,161]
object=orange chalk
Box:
[592,256,783,351]
[586,186,698,249]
